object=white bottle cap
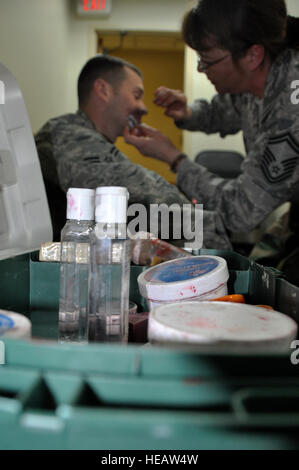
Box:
[66,188,95,221]
[95,186,129,224]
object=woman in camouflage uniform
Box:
[125,0,299,254]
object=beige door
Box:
[97,32,184,183]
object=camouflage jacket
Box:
[176,48,299,233]
[35,110,232,249]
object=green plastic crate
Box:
[0,249,291,340]
[0,250,299,450]
[1,341,299,450]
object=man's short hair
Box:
[78,54,142,107]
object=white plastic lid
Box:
[0,310,32,339]
[95,186,129,223]
[148,301,298,351]
[66,188,95,221]
[138,256,229,302]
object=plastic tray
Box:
[0,249,299,450]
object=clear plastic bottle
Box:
[88,187,130,343]
[59,188,95,344]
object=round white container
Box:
[0,310,32,339]
[138,255,229,310]
[148,301,298,353]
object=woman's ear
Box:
[245,44,265,70]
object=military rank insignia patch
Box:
[261,132,299,184]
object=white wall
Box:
[0,0,297,143]
[0,0,72,132]
[287,0,299,14]
[0,0,190,133]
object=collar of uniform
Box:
[76,109,114,143]
[76,109,97,131]
[263,48,293,108]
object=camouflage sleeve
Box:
[52,124,190,207]
[175,93,242,136]
[177,123,299,233]
[35,116,233,249]
[35,125,60,185]
[60,152,232,249]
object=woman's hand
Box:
[124,124,180,164]
[153,87,192,121]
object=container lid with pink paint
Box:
[67,188,95,221]
[137,255,229,303]
[148,301,298,352]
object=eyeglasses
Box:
[197,53,231,72]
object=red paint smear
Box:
[68,194,75,208]
[180,285,197,296]
[185,318,217,329]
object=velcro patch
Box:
[261,132,299,184]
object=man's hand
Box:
[153,87,192,121]
[124,124,180,164]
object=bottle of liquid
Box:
[59,187,95,344]
[88,186,130,343]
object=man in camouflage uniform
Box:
[35,55,230,248]
[124,1,299,258]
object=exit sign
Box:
[77,0,112,17]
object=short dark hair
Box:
[182,0,299,62]
[77,54,142,107]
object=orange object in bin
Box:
[211,294,245,303]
